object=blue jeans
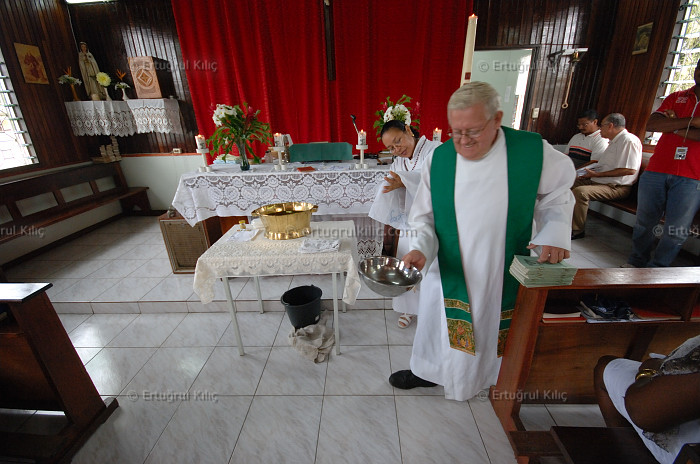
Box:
[628,171,700,267]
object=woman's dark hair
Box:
[380,119,420,138]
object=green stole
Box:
[430,126,543,357]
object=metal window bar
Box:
[0,56,37,169]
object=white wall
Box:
[120,154,202,210]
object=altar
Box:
[172,161,390,257]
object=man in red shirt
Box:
[625,59,700,267]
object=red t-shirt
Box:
[649,86,700,180]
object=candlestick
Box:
[433,128,442,142]
[358,130,366,147]
[274,133,284,147]
[195,134,207,150]
[461,14,478,86]
[196,147,212,172]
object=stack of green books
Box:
[509,255,578,287]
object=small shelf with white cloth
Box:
[64,98,183,136]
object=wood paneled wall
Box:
[68,0,197,155]
[474,0,678,143]
[597,0,680,139]
[0,0,90,177]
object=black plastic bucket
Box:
[281,285,323,329]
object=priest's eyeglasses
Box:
[449,119,492,140]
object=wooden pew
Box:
[0,162,151,244]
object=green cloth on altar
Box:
[288,142,353,162]
[430,126,543,356]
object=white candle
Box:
[358,130,366,146]
[195,134,207,149]
[277,150,283,167]
[274,133,284,147]
[461,14,478,86]
[433,128,442,142]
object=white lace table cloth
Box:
[172,162,389,258]
[65,101,136,136]
[172,162,389,224]
[193,221,361,305]
[126,98,183,134]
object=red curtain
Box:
[172,0,473,155]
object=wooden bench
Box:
[0,162,151,244]
[595,157,700,238]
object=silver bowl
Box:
[358,256,422,297]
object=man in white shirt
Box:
[392,82,575,401]
[567,109,609,168]
[571,113,642,239]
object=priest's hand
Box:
[383,171,405,193]
[402,250,426,271]
[527,244,570,263]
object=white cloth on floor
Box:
[299,238,339,253]
[288,317,335,363]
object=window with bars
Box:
[0,51,37,171]
[647,1,700,144]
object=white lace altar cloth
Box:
[65,101,136,136]
[172,162,389,258]
[126,98,183,134]
[193,221,361,305]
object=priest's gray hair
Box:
[447,82,501,118]
[603,113,626,128]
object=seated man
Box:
[566,109,609,168]
[571,113,642,239]
[594,334,700,464]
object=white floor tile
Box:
[256,346,328,396]
[325,345,393,395]
[108,313,187,347]
[68,314,138,347]
[162,313,231,347]
[316,396,401,464]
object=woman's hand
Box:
[382,171,405,193]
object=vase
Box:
[236,142,250,171]
[70,84,80,101]
[121,88,129,101]
[104,89,112,101]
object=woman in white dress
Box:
[369,119,441,328]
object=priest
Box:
[393,82,576,401]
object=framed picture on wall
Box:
[632,22,653,55]
[13,43,49,84]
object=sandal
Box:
[397,313,415,329]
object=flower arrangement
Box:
[207,103,271,163]
[57,66,82,85]
[373,94,420,140]
[114,69,130,90]
[96,72,111,87]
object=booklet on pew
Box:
[509,255,577,288]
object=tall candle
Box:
[358,130,366,146]
[195,134,207,149]
[274,133,284,147]
[461,14,478,86]
[433,128,442,142]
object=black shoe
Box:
[389,370,437,389]
[571,231,586,240]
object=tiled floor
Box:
[1,215,694,463]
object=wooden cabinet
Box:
[491,268,700,440]
[159,212,222,273]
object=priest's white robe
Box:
[368,136,441,316]
[408,128,575,401]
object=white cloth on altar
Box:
[368,136,441,316]
[408,128,575,401]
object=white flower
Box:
[212,104,237,126]
[383,104,411,126]
[383,106,394,122]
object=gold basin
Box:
[251,201,319,240]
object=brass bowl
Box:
[251,201,319,240]
[358,256,422,297]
